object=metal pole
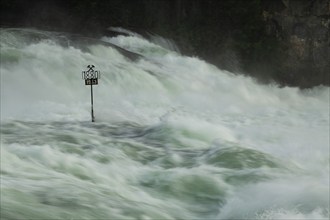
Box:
[83,65,99,122]
[90,84,95,122]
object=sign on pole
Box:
[82,65,100,84]
[82,65,100,122]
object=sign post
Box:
[82,65,100,122]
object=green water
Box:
[0,28,329,219]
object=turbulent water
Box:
[0,28,329,220]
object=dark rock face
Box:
[262,0,329,87]
[0,0,329,88]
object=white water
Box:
[0,28,329,219]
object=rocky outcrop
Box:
[262,0,329,87]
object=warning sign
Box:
[82,65,100,85]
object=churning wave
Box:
[0,27,329,219]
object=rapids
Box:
[0,28,329,219]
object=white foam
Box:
[1,28,329,219]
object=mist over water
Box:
[1,28,329,220]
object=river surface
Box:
[0,28,329,219]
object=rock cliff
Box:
[262,0,329,87]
